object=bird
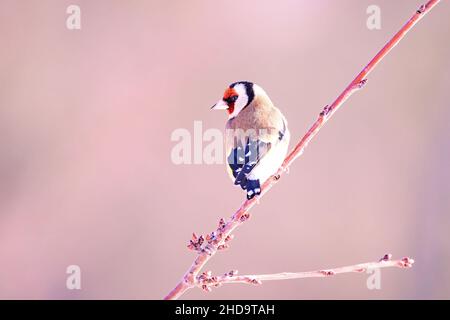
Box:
[211,81,290,200]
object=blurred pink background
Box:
[0,0,449,299]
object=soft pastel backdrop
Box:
[0,0,449,299]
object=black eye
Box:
[225,95,238,104]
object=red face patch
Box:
[222,87,238,115]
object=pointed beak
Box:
[211,99,228,110]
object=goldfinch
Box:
[211,81,290,199]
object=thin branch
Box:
[164,0,440,300]
[196,255,414,290]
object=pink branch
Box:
[196,255,414,290]
[164,0,440,300]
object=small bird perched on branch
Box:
[211,81,290,199]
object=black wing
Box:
[227,138,270,190]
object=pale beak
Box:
[211,99,228,110]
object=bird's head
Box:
[211,81,258,118]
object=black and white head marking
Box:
[228,81,255,118]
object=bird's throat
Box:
[227,104,235,115]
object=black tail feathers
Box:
[245,179,261,200]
